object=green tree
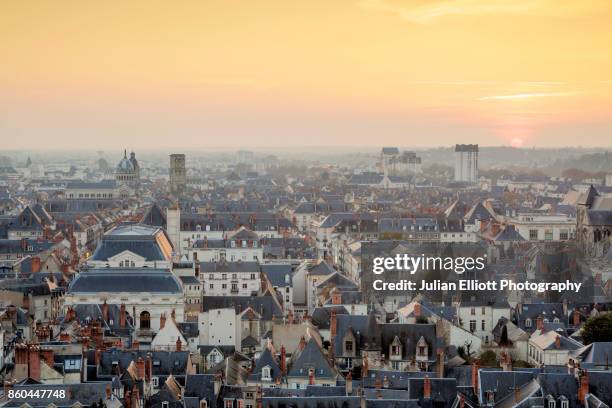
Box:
[581,312,612,344]
[478,350,498,367]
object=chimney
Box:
[345,371,353,395]
[132,340,140,350]
[125,391,132,408]
[382,375,389,389]
[280,345,286,374]
[330,309,337,338]
[501,351,512,372]
[28,345,41,381]
[146,353,153,381]
[436,351,445,378]
[332,292,342,305]
[176,336,182,351]
[119,304,126,328]
[308,367,315,385]
[573,310,581,326]
[459,395,465,408]
[298,336,306,351]
[40,348,54,367]
[95,349,102,366]
[424,375,431,399]
[514,387,521,403]
[160,313,166,330]
[471,360,480,393]
[536,317,544,331]
[102,301,109,322]
[60,331,71,342]
[22,293,30,310]
[414,303,422,317]
[555,335,561,349]
[256,387,262,408]
[579,370,589,402]
[31,256,41,273]
[362,354,368,376]
[136,357,146,380]
[106,383,112,399]
[171,308,176,321]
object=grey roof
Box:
[91,224,170,262]
[261,264,294,287]
[200,261,260,273]
[69,269,182,294]
[248,348,282,382]
[184,374,217,408]
[202,295,282,320]
[287,338,336,379]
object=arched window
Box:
[140,311,151,329]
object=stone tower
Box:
[169,154,186,195]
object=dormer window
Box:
[548,399,556,408]
[560,399,568,408]
[162,402,169,408]
[262,366,272,381]
[416,336,428,360]
[525,318,532,328]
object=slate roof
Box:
[248,348,282,382]
[464,202,494,224]
[69,268,182,294]
[260,263,294,287]
[287,338,336,379]
[202,295,282,320]
[380,323,438,361]
[200,261,259,273]
[184,374,217,408]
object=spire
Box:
[124,149,127,158]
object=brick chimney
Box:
[424,375,431,399]
[125,391,132,408]
[459,395,465,408]
[346,371,353,395]
[171,308,176,321]
[136,357,146,380]
[60,331,71,342]
[106,383,112,399]
[176,336,182,351]
[31,256,41,273]
[362,354,368,376]
[536,317,544,331]
[579,370,589,402]
[555,335,561,349]
[331,292,342,305]
[436,351,445,378]
[573,310,581,326]
[119,304,126,328]
[102,301,109,322]
[471,360,480,393]
[308,367,315,385]
[500,351,512,371]
[280,345,286,374]
[146,353,153,381]
[28,345,41,381]
[414,303,422,317]
[330,309,337,338]
[298,336,306,351]
[40,348,54,367]
[160,313,166,330]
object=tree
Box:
[478,350,498,367]
[581,312,612,344]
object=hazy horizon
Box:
[2,1,612,149]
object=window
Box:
[548,399,556,408]
[544,229,553,241]
[152,377,159,387]
[559,230,569,240]
[529,229,539,240]
[481,307,486,315]
[418,346,426,356]
[242,283,247,289]
[469,320,476,332]
[470,308,475,315]
[224,400,233,408]
[345,341,353,353]
[162,402,169,408]
[251,273,257,280]
[262,366,271,381]
[210,284,214,289]
[525,318,532,328]
[481,320,486,331]
[140,311,151,329]
[561,400,569,408]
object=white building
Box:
[200,260,261,296]
[506,213,576,241]
[454,144,479,183]
[198,308,238,347]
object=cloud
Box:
[479,92,578,101]
[359,0,610,23]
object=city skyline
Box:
[2,0,612,149]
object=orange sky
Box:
[1,0,612,149]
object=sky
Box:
[1,0,612,150]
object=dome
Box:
[116,150,135,173]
